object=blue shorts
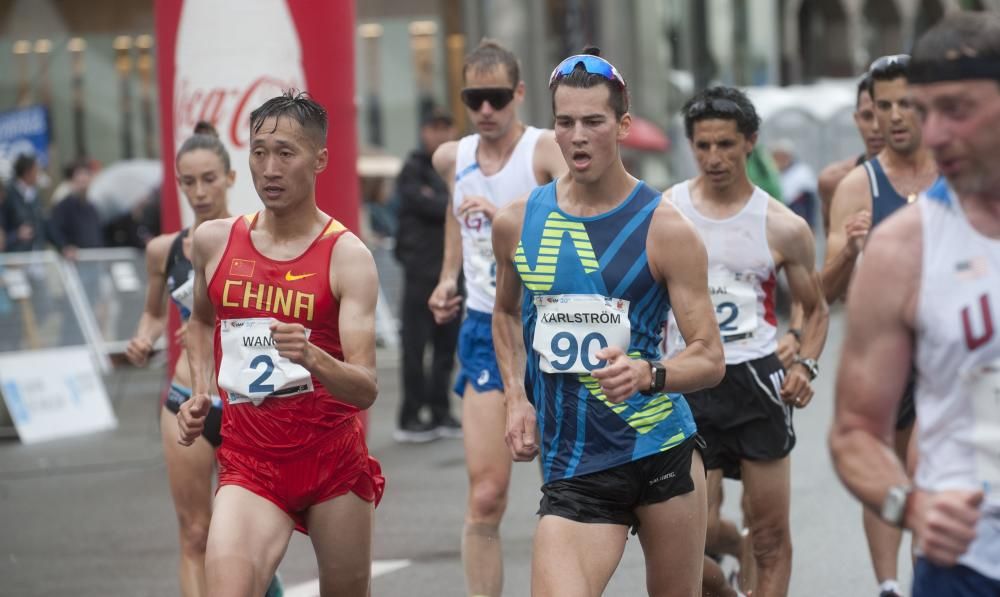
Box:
[453,309,504,397]
[913,558,1000,596]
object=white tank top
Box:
[453,126,544,314]
[915,184,1000,581]
[665,181,778,364]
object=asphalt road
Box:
[0,306,912,596]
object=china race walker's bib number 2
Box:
[532,294,631,374]
[217,317,314,406]
[708,270,758,342]
[967,359,1000,502]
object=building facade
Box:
[0,0,995,178]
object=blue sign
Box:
[0,105,50,178]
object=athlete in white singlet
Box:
[426,39,565,597]
[668,86,829,597]
[831,12,1000,597]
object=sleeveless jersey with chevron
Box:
[517,180,697,483]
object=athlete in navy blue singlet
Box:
[823,52,941,597]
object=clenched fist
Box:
[177,393,211,445]
[269,320,316,368]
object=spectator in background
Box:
[104,186,161,249]
[772,139,818,229]
[747,144,783,203]
[392,108,463,442]
[362,173,397,245]
[2,154,46,252]
[48,159,103,259]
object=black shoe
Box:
[433,414,463,439]
[393,419,439,443]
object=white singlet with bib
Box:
[453,126,543,314]
[664,181,778,364]
[915,187,1000,581]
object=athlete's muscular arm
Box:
[769,202,829,408]
[428,141,464,324]
[125,233,175,366]
[818,157,855,234]
[821,166,872,303]
[492,197,538,462]
[273,233,379,409]
[178,219,230,446]
[594,199,724,399]
[532,130,569,184]
[830,206,982,566]
[651,202,725,391]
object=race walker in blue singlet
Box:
[493,49,725,595]
[518,180,697,483]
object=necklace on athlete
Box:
[478,123,525,171]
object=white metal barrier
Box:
[0,249,140,442]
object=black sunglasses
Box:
[460,87,515,111]
[686,98,745,118]
[869,54,911,76]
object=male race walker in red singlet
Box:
[178,91,384,597]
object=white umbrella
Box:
[87,159,163,221]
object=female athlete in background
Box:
[125,123,282,597]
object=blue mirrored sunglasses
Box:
[548,54,626,89]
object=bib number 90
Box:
[549,331,609,372]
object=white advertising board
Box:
[0,346,117,444]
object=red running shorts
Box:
[217,417,385,533]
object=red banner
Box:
[155,0,361,406]
[155,0,359,233]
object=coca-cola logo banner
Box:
[155,0,360,377]
[156,0,359,233]
[174,76,302,151]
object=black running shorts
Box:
[537,436,703,533]
[685,353,794,480]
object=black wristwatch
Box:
[643,359,667,394]
[793,356,819,381]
